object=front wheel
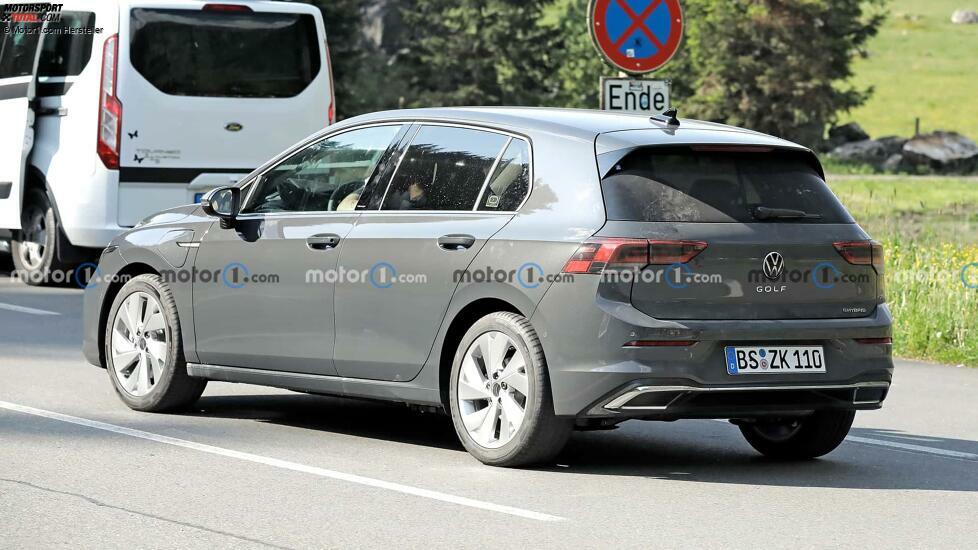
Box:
[448,312,572,467]
[104,274,206,412]
[739,410,856,460]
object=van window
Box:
[0,22,42,78]
[243,125,402,214]
[37,12,96,77]
[129,8,320,98]
[601,147,853,224]
[478,138,530,211]
[381,126,508,211]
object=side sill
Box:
[186,363,442,408]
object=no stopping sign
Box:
[589,0,684,74]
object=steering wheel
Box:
[329,180,365,211]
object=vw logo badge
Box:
[762,252,785,280]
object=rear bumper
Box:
[590,380,889,420]
[530,275,894,418]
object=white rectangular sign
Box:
[601,78,670,114]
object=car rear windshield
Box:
[601,147,852,223]
[130,8,320,98]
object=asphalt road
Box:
[1,260,976,549]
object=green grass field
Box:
[829,176,978,366]
[843,0,978,140]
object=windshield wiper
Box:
[752,206,823,220]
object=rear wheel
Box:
[104,274,206,412]
[448,312,572,467]
[11,188,68,285]
[739,410,856,460]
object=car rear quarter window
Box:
[381,125,509,211]
[601,147,853,223]
[129,8,320,98]
[37,11,96,77]
[478,138,530,211]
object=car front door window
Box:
[243,124,403,214]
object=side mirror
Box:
[200,186,240,229]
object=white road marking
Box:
[0,302,60,316]
[710,419,976,460]
[0,400,564,522]
[846,435,977,460]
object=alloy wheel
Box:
[111,291,168,397]
[19,208,47,270]
[456,331,530,449]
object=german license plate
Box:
[725,346,826,375]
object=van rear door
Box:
[0,20,44,230]
[116,2,331,226]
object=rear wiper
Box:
[752,206,823,220]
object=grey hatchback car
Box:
[83,108,893,467]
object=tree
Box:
[397,0,563,107]
[551,0,886,147]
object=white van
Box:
[0,0,334,283]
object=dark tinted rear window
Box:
[38,11,95,77]
[602,148,852,223]
[130,9,320,98]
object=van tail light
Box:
[325,42,335,125]
[97,34,121,170]
[202,4,253,12]
[562,238,707,274]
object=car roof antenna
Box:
[650,108,680,127]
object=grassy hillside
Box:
[843,0,978,140]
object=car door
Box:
[0,20,44,230]
[333,123,519,381]
[192,124,406,375]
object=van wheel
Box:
[11,188,69,286]
[739,410,856,460]
[104,274,207,412]
[449,312,573,467]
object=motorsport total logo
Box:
[1,2,63,22]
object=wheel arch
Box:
[437,297,523,409]
[96,263,161,368]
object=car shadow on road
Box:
[185,393,977,492]
[552,423,978,492]
[188,393,464,451]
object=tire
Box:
[104,274,206,412]
[448,312,573,467]
[739,410,856,460]
[11,188,70,286]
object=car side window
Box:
[478,138,530,211]
[242,125,402,214]
[380,125,508,211]
[37,12,96,77]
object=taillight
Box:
[649,240,708,265]
[97,34,121,170]
[562,238,648,274]
[202,4,253,12]
[562,238,707,274]
[855,337,892,345]
[325,42,335,125]
[834,240,884,272]
[835,240,885,302]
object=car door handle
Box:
[438,234,476,250]
[306,233,341,250]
